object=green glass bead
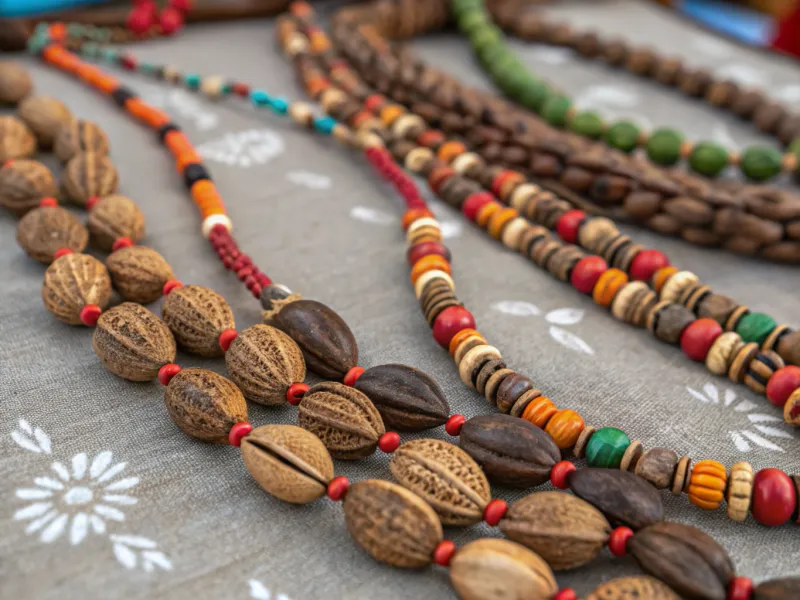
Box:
[604,121,640,153]
[519,82,550,112]
[451,0,481,18]
[735,312,777,345]
[542,96,572,127]
[688,141,729,177]
[646,128,684,166]
[740,145,783,181]
[470,26,502,53]
[585,427,631,469]
[477,42,506,67]
[457,11,488,35]
[569,111,605,139]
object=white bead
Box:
[509,184,540,212]
[451,152,482,173]
[200,75,224,100]
[201,214,232,239]
[404,147,434,172]
[501,218,529,251]
[406,217,441,241]
[289,102,313,127]
[659,271,699,303]
[285,34,308,57]
[414,270,454,299]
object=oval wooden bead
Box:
[450,539,557,600]
[568,468,663,530]
[0,159,58,217]
[587,576,680,600]
[298,381,384,459]
[41,253,112,325]
[17,95,72,148]
[54,119,110,163]
[459,414,560,488]
[162,285,235,357]
[353,363,449,431]
[87,195,145,251]
[754,578,800,600]
[62,152,119,207]
[241,424,333,504]
[225,324,306,405]
[269,299,358,379]
[16,206,87,263]
[92,303,176,381]
[628,521,734,600]
[343,479,442,568]
[164,368,248,443]
[634,448,679,490]
[106,246,174,304]
[0,61,33,104]
[0,115,36,164]
[500,491,611,570]
[390,438,490,526]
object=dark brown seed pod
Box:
[459,414,560,488]
[162,285,235,357]
[225,324,306,405]
[17,95,72,148]
[61,152,119,207]
[0,115,36,163]
[499,491,611,570]
[92,302,176,381]
[41,253,112,325]
[586,575,680,600]
[353,363,449,430]
[105,246,175,305]
[54,119,110,163]
[163,368,248,443]
[628,521,734,600]
[269,299,358,379]
[343,479,442,568]
[754,578,800,600]
[568,468,663,530]
[16,206,87,263]
[0,61,32,104]
[0,159,56,217]
[87,195,145,251]
[298,381,384,459]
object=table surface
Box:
[2,2,800,599]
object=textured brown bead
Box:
[53,119,110,163]
[16,206,87,263]
[241,424,333,504]
[163,368,248,443]
[92,302,176,381]
[754,577,800,600]
[225,324,306,405]
[635,448,679,490]
[0,61,32,104]
[41,253,112,325]
[0,115,36,163]
[648,303,695,344]
[343,479,442,568]
[450,539,557,600]
[105,246,174,304]
[495,373,534,414]
[162,285,235,357]
[61,152,119,207]
[777,330,800,367]
[587,576,680,600]
[696,294,738,326]
[672,456,692,495]
[86,195,145,251]
[0,159,57,216]
[568,468,663,530]
[726,462,753,522]
[17,96,72,148]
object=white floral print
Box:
[198,129,285,167]
[492,302,594,355]
[286,170,332,190]
[249,579,292,600]
[142,87,219,131]
[349,204,462,239]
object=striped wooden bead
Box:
[727,462,754,522]
[544,409,585,449]
[520,396,557,429]
[744,351,785,395]
[406,217,442,244]
[592,268,628,307]
[687,460,727,510]
[659,270,699,303]
[458,345,502,389]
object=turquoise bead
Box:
[102,48,118,62]
[184,74,201,89]
[27,35,49,55]
[268,97,289,114]
[585,427,630,468]
[735,312,777,345]
[250,90,271,106]
[314,116,336,135]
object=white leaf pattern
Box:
[33,428,51,454]
[741,430,785,452]
[753,425,793,439]
[735,400,758,412]
[113,543,137,569]
[687,387,712,404]
[545,308,584,326]
[439,220,462,239]
[197,129,285,168]
[250,580,272,600]
[104,477,139,492]
[11,431,42,453]
[286,170,332,190]
[349,205,394,225]
[730,431,751,452]
[549,326,594,355]
[70,513,88,546]
[13,502,52,520]
[90,452,113,479]
[110,535,157,549]
[703,382,719,404]
[492,300,540,317]
[748,414,782,423]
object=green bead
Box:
[569,111,605,139]
[451,0,480,18]
[740,145,783,181]
[185,74,201,89]
[646,128,684,166]
[457,11,487,35]
[542,96,572,127]
[735,312,777,345]
[790,138,800,174]
[519,82,550,112]
[688,141,729,177]
[470,26,502,53]
[477,42,505,67]
[604,121,640,153]
[585,427,631,469]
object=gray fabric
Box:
[2,2,800,598]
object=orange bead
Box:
[437,141,467,164]
[351,111,374,128]
[176,151,202,173]
[448,328,484,357]
[309,32,330,53]
[487,207,518,239]
[476,202,501,228]
[521,396,557,429]
[687,460,727,510]
[290,1,312,16]
[402,208,434,231]
[410,255,450,285]
[592,268,629,307]
[544,409,585,449]
[380,104,405,127]
[652,266,679,294]
[305,77,329,99]
[125,98,170,129]
[49,23,66,42]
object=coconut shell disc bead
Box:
[0,159,58,217]
[0,116,36,163]
[106,246,174,305]
[41,252,112,325]
[17,95,72,148]
[61,152,119,207]
[86,195,145,251]
[16,205,87,263]
[162,284,235,357]
[53,119,110,163]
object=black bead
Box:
[183,163,211,189]
[110,86,136,107]
[157,123,181,144]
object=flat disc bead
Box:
[659,270,699,303]
[744,351,784,395]
[592,268,628,306]
[433,306,475,348]
[414,270,454,299]
[501,217,529,251]
[458,345,502,389]
[585,427,630,468]
[726,462,754,522]
[705,332,743,375]
[751,468,796,526]
[407,241,450,266]
[680,318,723,361]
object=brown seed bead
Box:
[224,324,306,406]
[568,468,663,529]
[475,358,508,397]
[726,462,753,522]
[573,425,596,458]
[0,159,57,217]
[105,246,174,305]
[343,479,442,569]
[240,424,333,504]
[635,448,679,490]
[458,345,502,389]
[62,152,119,207]
[17,96,72,148]
[450,539,557,600]
[620,440,644,472]
[0,62,32,104]
[163,368,247,443]
[41,253,112,325]
[0,115,36,163]
[744,351,785,395]
[16,206,87,263]
[54,120,110,163]
[785,389,800,426]
[777,330,800,367]
[587,576,680,600]
[672,456,692,495]
[483,368,515,407]
[705,332,744,376]
[728,342,760,383]
[649,303,695,344]
[93,303,176,381]
[754,578,800,599]
[631,290,658,328]
[696,294,738,326]
[162,285,235,357]
[495,373,534,414]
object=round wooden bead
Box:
[648,303,695,344]
[16,206,87,263]
[0,159,57,217]
[570,256,607,294]
[53,119,110,163]
[744,351,785,395]
[544,409,584,450]
[728,342,760,383]
[585,427,630,468]
[105,246,175,305]
[592,268,628,307]
[726,462,753,522]
[751,468,796,526]
[686,460,727,510]
[635,447,679,489]
[680,318,723,362]
[0,61,32,104]
[766,366,800,408]
[705,332,743,376]
[434,305,476,348]
[87,195,146,252]
[162,285,235,357]
[629,249,669,282]
[776,330,800,367]
[736,312,777,346]
[200,75,225,99]
[521,396,558,429]
[62,152,119,207]
[0,115,36,163]
[458,345,502,389]
[672,456,692,495]
[41,253,112,325]
[17,95,72,148]
[659,270,699,303]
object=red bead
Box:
[111,237,134,252]
[432,306,476,348]
[378,431,401,453]
[327,476,349,501]
[462,192,494,221]
[555,209,586,244]
[158,363,181,386]
[550,460,576,490]
[231,82,250,97]
[343,366,365,387]
[126,8,154,35]
[227,422,252,447]
[751,468,796,527]
[608,526,634,557]
[552,590,577,600]
[432,540,456,567]
[53,248,73,260]
[766,366,800,408]
[119,55,137,71]
[168,0,192,12]
[680,318,723,362]
[162,280,183,296]
[482,499,508,526]
[79,304,102,326]
[445,414,466,436]
[286,382,310,405]
[39,197,57,208]
[629,249,670,282]
[570,256,608,294]
[407,241,451,266]
[218,329,238,352]
[727,577,754,600]
[159,7,184,35]
[85,196,100,211]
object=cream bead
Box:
[320,88,347,112]
[705,332,744,376]
[458,345,502,389]
[201,214,232,239]
[406,217,441,241]
[357,130,384,150]
[289,102,314,127]
[726,462,753,522]
[200,76,225,100]
[414,270,454,299]
[391,114,425,139]
[451,152,483,173]
[501,218,529,251]
[404,147,434,173]
[162,66,181,84]
[660,271,699,303]
[611,281,650,322]
[285,34,308,57]
[509,184,540,212]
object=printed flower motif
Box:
[687,383,794,453]
[142,87,219,131]
[249,579,291,600]
[110,535,172,572]
[715,64,765,87]
[197,129,285,167]
[286,170,331,190]
[349,205,462,238]
[492,302,593,355]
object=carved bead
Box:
[16,206,87,263]
[41,253,112,325]
[17,95,72,148]
[162,285,235,357]
[0,61,33,105]
[54,119,110,163]
[587,576,680,600]
[106,246,174,304]
[87,195,145,251]
[0,115,36,163]
[62,152,119,207]
[0,159,57,217]
[687,460,727,511]
[726,462,753,522]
